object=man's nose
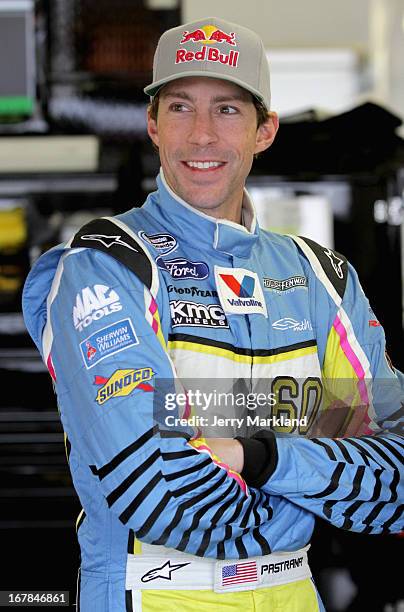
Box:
[187,112,218,147]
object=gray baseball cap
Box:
[144,16,271,110]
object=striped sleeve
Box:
[258,432,403,534]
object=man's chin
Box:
[176,190,225,213]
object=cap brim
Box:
[144,71,268,110]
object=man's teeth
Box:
[186,161,222,169]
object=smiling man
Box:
[22,16,403,612]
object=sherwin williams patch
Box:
[80,318,139,369]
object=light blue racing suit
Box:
[22,171,403,611]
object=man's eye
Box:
[169,103,189,112]
[219,105,237,114]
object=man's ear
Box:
[255,111,279,155]
[147,110,160,148]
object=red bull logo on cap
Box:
[180,24,237,46]
[176,24,239,68]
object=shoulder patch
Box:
[290,236,348,301]
[70,217,153,291]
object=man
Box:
[22,16,403,612]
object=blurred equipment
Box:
[0,136,99,173]
[0,0,36,121]
[0,199,29,310]
[46,0,179,137]
[249,187,334,248]
[268,49,361,116]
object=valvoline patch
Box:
[215,267,267,317]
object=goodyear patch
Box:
[80,318,138,369]
[94,368,154,405]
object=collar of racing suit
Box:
[143,169,261,259]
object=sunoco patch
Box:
[94,367,154,405]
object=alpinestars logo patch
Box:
[81,234,138,252]
[324,248,344,279]
[141,561,190,583]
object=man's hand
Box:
[204,438,244,473]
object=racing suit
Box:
[22,171,404,611]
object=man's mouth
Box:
[182,161,225,170]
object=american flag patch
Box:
[221,561,258,586]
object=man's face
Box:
[147,77,278,220]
